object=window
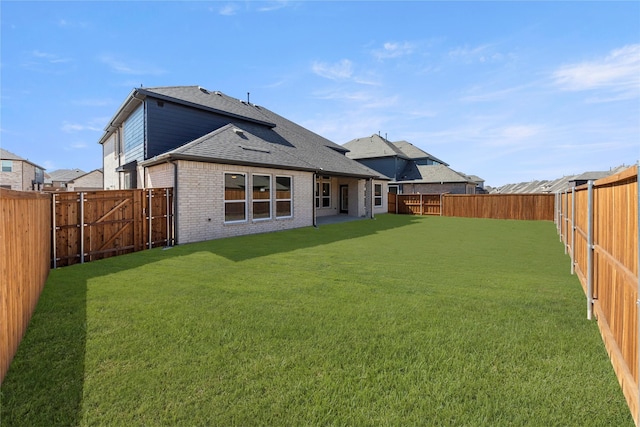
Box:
[1,160,12,172]
[224,173,246,222]
[374,183,383,207]
[276,176,292,218]
[252,174,271,220]
[316,176,331,208]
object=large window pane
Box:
[374,184,383,206]
[253,174,270,200]
[225,173,246,200]
[225,202,246,222]
[225,173,246,222]
[276,176,292,218]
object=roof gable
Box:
[0,148,45,169]
[392,141,448,166]
[343,134,407,160]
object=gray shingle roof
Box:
[139,86,277,127]
[0,148,45,169]
[139,87,386,179]
[47,169,87,182]
[343,134,408,159]
[396,164,474,183]
[392,141,448,166]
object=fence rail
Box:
[557,165,639,425]
[388,193,555,221]
[0,189,51,385]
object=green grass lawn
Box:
[1,214,633,426]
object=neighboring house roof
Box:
[569,171,611,182]
[396,164,475,184]
[392,141,449,166]
[0,148,45,169]
[46,169,86,183]
[68,169,103,184]
[343,134,408,159]
[342,135,450,167]
[134,87,386,179]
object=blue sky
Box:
[1,1,638,187]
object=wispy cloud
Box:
[460,83,535,103]
[257,1,290,12]
[218,4,238,16]
[448,44,511,64]
[98,55,165,76]
[61,120,102,133]
[312,59,353,81]
[373,41,415,60]
[57,19,89,29]
[32,50,72,64]
[552,44,640,99]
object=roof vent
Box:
[198,86,209,94]
[214,91,222,96]
[233,128,244,136]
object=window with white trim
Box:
[1,160,13,172]
[316,176,331,208]
[252,174,271,220]
[224,173,247,222]
[374,183,383,207]
[275,176,292,218]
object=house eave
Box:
[98,89,146,145]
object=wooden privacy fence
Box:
[1,189,51,385]
[557,165,639,425]
[388,193,555,220]
[54,188,174,267]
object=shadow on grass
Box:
[201,214,423,262]
[0,214,422,424]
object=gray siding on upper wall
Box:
[123,103,145,162]
[145,99,237,159]
[356,157,407,181]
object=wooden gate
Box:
[53,188,173,267]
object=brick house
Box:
[67,169,104,191]
[99,86,387,244]
[343,134,480,194]
[0,148,45,191]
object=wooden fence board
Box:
[558,165,639,425]
[0,189,51,385]
[388,193,554,221]
[53,189,173,267]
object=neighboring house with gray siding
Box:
[343,134,479,194]
[99,85,387,244]
[0,148,45,191]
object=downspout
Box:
[369,178,374,219]
[313,172,317,228]
[170,160,179,244]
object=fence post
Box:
[166,188,171,246]
[148,189,153,250]
[636,163,640,417]
[564,190,569,253]
[586,180,594,320]
[52,193,57,269]
[571,187,575,275]
[80,192,85,264]
[558,192,564,242]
